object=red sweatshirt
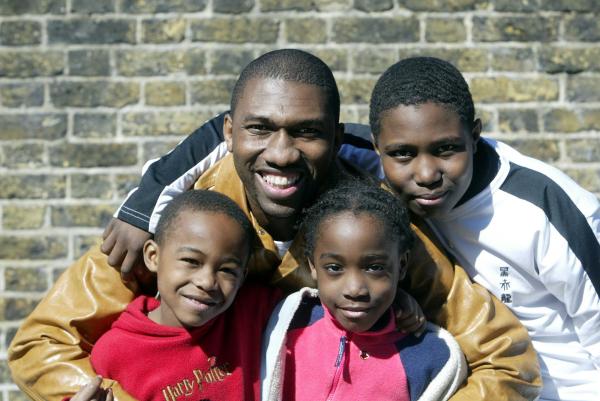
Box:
[90,284,281,401]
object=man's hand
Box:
[101,218,152,282]
[70,376,113,401]
[394,288,426,336]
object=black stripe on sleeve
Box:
[500,163,600,295]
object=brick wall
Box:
[0,0,599,397]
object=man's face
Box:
[224,78,341,225]
[310,212,404,333]
[144,210,249,329]
[375,103,479,219]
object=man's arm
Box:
[406,218,542,401]
[8,247,139,401]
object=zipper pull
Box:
[334,336,347,367]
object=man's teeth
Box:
[263,174,300,188]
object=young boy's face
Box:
[375,102,480,219]
[144,209,249,329]
[309,212,407,333]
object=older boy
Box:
[369,56,600,401]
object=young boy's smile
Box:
[143,209,249,329]
[309,212,406,333]
[376,102,480,219]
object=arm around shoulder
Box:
[8,246,140,401]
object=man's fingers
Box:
[102,218,116,240]
[120,250,139,282]
[105,242,126,268]
[105,388,114,401]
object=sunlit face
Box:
[144,210,249,329]
[375,103,480,219]
[224,78,342,231]
[310,212,407,333]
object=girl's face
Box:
[375,103,480,219]
[309,211,407,333]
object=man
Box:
[9,49,541,401]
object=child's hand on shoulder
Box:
[70,376,113,401]
[394,288,426,337]
[101,218,152,283]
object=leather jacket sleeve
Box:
[406,218,542,401]
[8,247,140,401]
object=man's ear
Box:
[224,113,234,153]
[143,239,160,273]
[307,258,318,282]
[471,118,482,153]
[398,251,409,281]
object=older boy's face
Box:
[224,78,341,230]
[376,103,479,219]
[144,210,249,328]
[309,212,403,333]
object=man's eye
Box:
[245,125,270,134]
[295,127,321,138]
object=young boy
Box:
[71,189,281,401]
[369,56,600,401]
[262,181,466,401]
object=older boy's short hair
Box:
[369,56,475,140]
[302,180,415,259]
[154,190,254,246]
[230,48,340,121]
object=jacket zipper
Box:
[326,335,347,401]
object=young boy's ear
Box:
[307,258,318,282]
[371,132,380,155]
[143,240,160,273]
[472,118,482,152]
[223,113,234,153]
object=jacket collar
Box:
[195,154,367,293]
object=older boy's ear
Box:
[472,119,482,152]
[333,123,344,153]
[224,113,234,153]
[307,258,318,282]
[398,252,409,281]
[143,240,160,273]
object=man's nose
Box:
[263,129,301,166]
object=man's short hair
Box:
[230,49,340,121]
[154,190,254,247]
[369,56,475,140]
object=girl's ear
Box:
[308,258,318,282]
[143,240,160,273]
[398,251,409,281]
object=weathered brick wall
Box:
[0,0,599,397]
